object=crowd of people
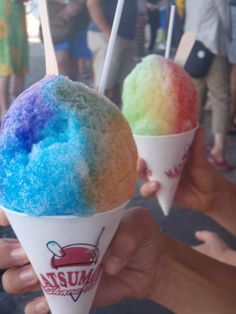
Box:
[0,0,28,120]
[1,0,235,170]
[0,0,236,313]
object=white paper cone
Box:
[134,127,198,215]
[3,204,126,314]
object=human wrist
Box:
[148,234,236,313]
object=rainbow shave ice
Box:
[0,76,137,216]
[122,54,197,135]
[122,54,198,216]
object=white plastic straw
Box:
[98,0,125,95]
[38,0,59,75]
[164,5,176,59]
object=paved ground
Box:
[0,40,236,314]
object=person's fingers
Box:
[0,238,28,269]
[140,181,159,198]
[191,126,205,153]
[195,230,217,242]
[195,230,221,243]
[195,230,229,249]
[25,296,49,314]
[187,126,208,166]
[137,158,148,180]
[0,210,10,226]
[2,264,40,294]
[103,207,158,275]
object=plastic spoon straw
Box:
[98,0,125,95]
[164,5,176,59]
[38,0,59,75]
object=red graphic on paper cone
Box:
[164,145,190,179]
[40,228,105,302]
[47,227,105,269]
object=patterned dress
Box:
[0,0,28,77]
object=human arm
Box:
[86,0,111,39]
[149,229,236,314]
[47,0,85,21]
[139,127,236,236]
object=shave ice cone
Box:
[134,127,197,215]
[122,55,198,215]
[4,203,126,314]
[0,1,137,312]
[0,78,137,314]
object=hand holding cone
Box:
[135,127,198,215]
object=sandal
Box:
[208,154,234,172]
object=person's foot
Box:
[193,231,236,266]
[207,148,234,172]
[208,154,234,172]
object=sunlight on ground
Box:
[26,4,41,43]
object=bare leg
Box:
[0,76,11,119]
[13,74,25,98]
[55,50,74,79]
[78,58,85,78]
[70,58,78,81]
[193,230,236,267]
[210,133,226,161]
[105,85,121,108]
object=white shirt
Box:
[184,0,230,56]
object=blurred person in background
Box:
[146,0,160,52]
[87,0,137,107]
[189,0,236,270]
[155,0,169,51]
[47,0,91,81]
[135,0,148,60]
[228,0,236,135]
[184,0,233,171]
[172,0,185,49]
[0,0,28,121]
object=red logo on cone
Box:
[39,228,105,302]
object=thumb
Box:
[195,230,210,243]
[0,210,10,227]
[189,126,206,164]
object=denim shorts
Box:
[54,31,91,60]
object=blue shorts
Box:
[54,31,91,60]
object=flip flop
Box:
[208,155,234,172]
